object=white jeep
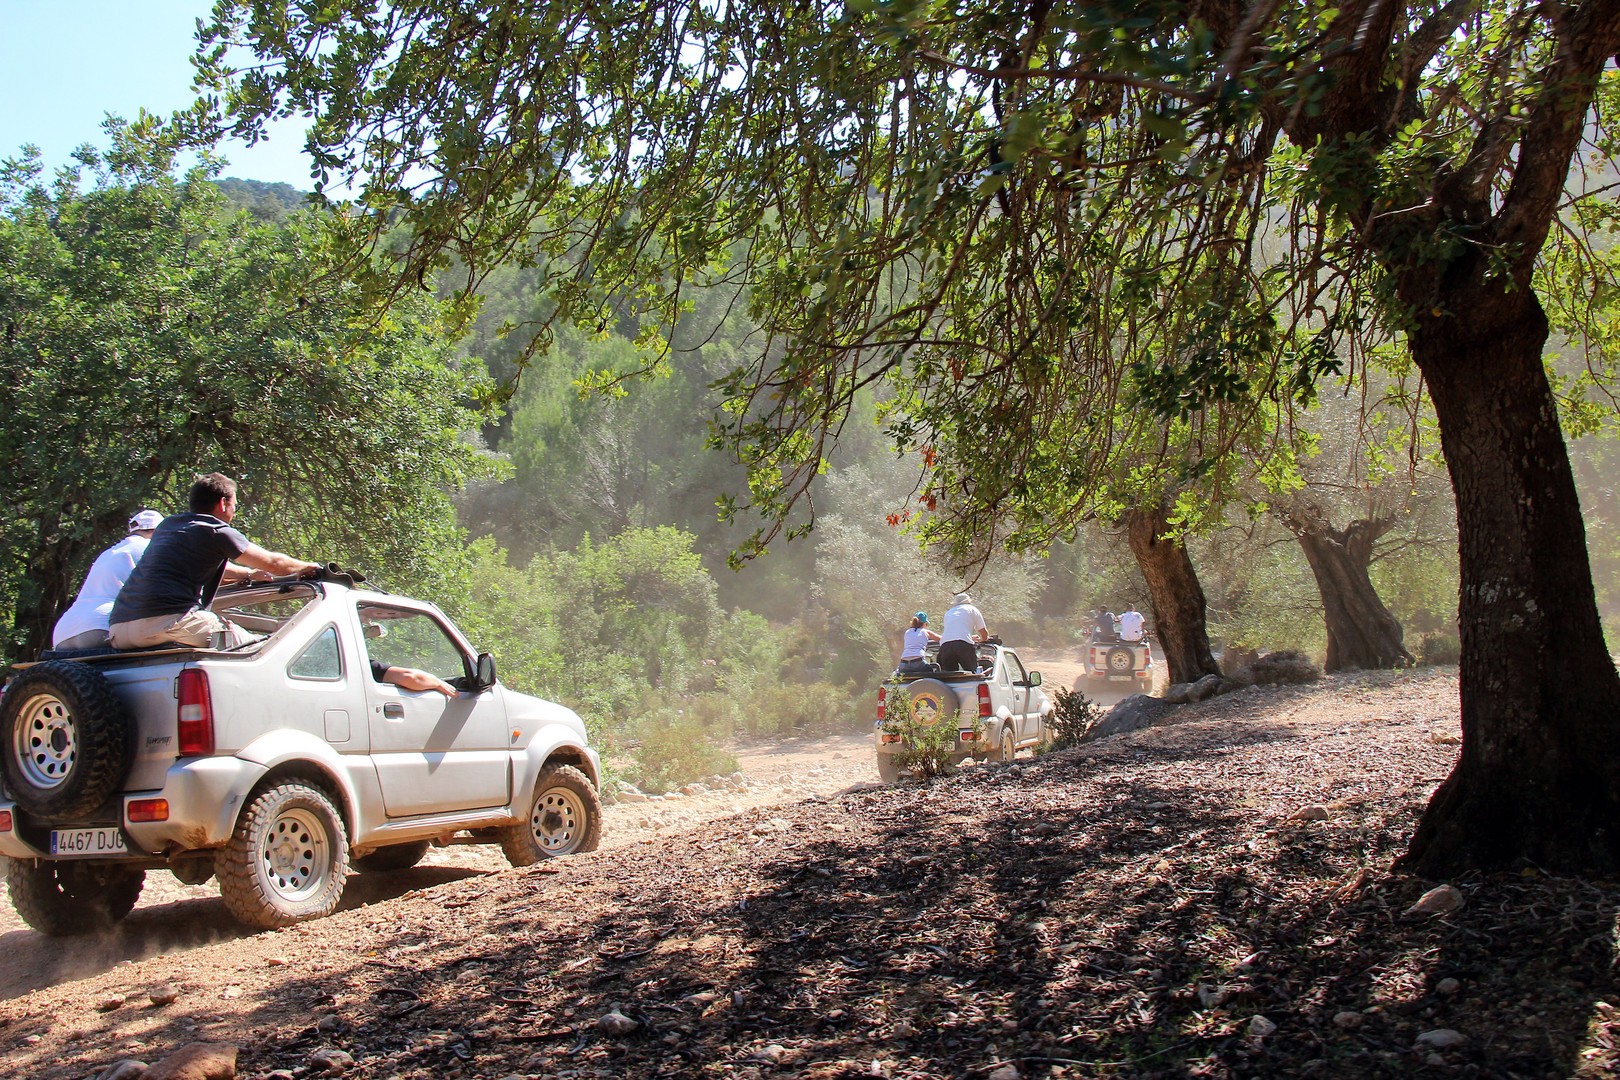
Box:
[874,641,1052,782]
[0,572,602,934]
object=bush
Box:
[742,681,861,737]
[629,709,738,794]
[1043,687,1103,751]
[880,681,967,779]
[1417,633,1461,666]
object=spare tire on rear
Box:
[901,678,961,728]
[1,661,133,822]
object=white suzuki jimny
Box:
[0,571,601,934]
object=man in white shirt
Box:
[1118,606,1146,642]
[937,592,989,671]
[51,509,164,650]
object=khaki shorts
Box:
[109,610,248,650]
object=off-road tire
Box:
[1105,646,1135,677]
[1,661,133,822]
[500,765,603,867]
[5,857,144,936]
[217,781,349,929]
[351,839,431,873]
[876,752,904,784]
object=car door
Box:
[359,602,510,817]
[1001,652,1030,742]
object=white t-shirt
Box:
[901,626,933,658]
[51,535,150,646]
[1118,609,1145,641]
[940,602,987,643]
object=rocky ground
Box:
[6,664,1617,1080]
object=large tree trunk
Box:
[1281,507,1413,672]
[1126,503,1220,685]
[1400,283,1620,875]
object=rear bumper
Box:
[0,756,268,860]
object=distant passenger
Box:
[109,473,320,649]
[1090,609,1116,640]
[1118,606,1145,642]
[898,611,941,673]
[938,592,989,672]
[50,509,164,650]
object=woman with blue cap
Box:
[898,610,941,673]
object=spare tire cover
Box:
[1,661,134,822]
[902,679,961,727]
[1106,645,1135,674]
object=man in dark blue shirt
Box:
[109,473,320,649]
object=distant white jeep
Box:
[0,573,601,934]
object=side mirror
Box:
[475,652,497,690]
[1028,671,1042,687]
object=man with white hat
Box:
[50,509,165,651]
[937,591,990,672]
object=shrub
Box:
[629,709,738,794]
[1043,687,1103,751]
[880,680,971,779]
[1417,633,1461,666]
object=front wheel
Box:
[217,781,349,929]
[5,858,144,936]
[500,765,603,867]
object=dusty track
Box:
[0,646,1144,1001]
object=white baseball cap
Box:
[127,509,164,532]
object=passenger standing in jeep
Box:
[108,473,320,649]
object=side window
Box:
[288,625,344,681]
[358,605,468,682]
[1004,653,1027,685]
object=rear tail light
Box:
[877,686,887,721]
[977,683,992,718]
[177,669,215,757]
[127,798,169,822]
[0,810,11,832]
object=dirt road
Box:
[0,645,1137,999]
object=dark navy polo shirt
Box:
[110,513,251,624]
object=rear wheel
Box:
[876,753,904,784]
[217,782,349,929]
[500,765,603,867]
[5,858,144,936]
[352,840,431,873]
[993,724,1016,763]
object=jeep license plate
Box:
[49,827,127,856]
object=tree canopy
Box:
[0,132,499,656]
[191,0,1620,873]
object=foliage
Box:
[626,708,739,795]
[1043,687,1103,752]
[0,133,499,656]
[816,452,1046,681]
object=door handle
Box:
[383,702,405,719]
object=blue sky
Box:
[0,0,316,189]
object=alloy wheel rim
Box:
[14,693,76,789]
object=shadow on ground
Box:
[0,865,486,1000]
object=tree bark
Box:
[1126,503,1221,685]
[1399,279,1620,875]
[1281,507,1413,672]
